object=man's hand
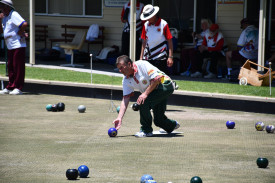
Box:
[167,58,173,67]
[137,93,148,105]
[199,45,208,53]
[113,118,122,130]
[0,13,4,19]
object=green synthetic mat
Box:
[0,94,274,183]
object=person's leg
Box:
[226,51,233,75]
[139,103,153,134]
[152,99,177,133]
[13,47,26,90]
[143,80,177,132]
[6,49,15,90]
[209,51,220,74]
[121,32,130,56]
[151,59,168,74]
[136,31,142,60]
[180,48,191,73]
[191,51,204,73]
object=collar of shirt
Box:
[126,62,138,79]
[148,17,161,26]
[208,32,219,42]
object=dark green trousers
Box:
[139,80,177,133]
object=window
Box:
[35,0,103,17]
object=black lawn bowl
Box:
[66,168,78,180]
[132,103,140,111]
[257,157,269,168]
[57,102,65,111]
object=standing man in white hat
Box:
[139,4,173,75]
[0,0,28,95]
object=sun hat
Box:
[140,4,159,21]
[209,24,219,31]
[0,0,14,9]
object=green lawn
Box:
[0,94,274,182]
[0,64,274,98]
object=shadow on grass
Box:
[166,109,185,112]
[116,133,184,138]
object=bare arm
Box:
[140,40,146,60]
[17,21,28,38]
[167,39,173,67]
[0,13,4,34]
[112,95,131,130]
[137,78,160,105]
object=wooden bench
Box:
[26,25,48,48]
[49,24,104,52]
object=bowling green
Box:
[0,94,274,183]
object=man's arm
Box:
[167,38,173,67]
[112,94,131,130]
[140,39,146,60]
[0,13,4,34]
[137,78,160,105]
[17,21,28,37]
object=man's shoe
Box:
[190,71,202,78]
[204,72,216,79]
[174,121,180,130]
[180,71,190,76]
[9,88,23,95]
[0,88,11,94]
[172,81,179,90]
[135,131,153,138]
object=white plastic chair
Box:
[60,29,87,67]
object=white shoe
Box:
[159,121,180,133]
[0,88,11,94]
[135,131,153,138]
[204,72,216,79]
[190,71,202,78]
[9,88,23,95]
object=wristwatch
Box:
[168,56,173,59]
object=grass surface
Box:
[0,64,274,98]
[0,94,274,183]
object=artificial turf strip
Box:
[0,94,274,182]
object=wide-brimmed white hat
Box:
[0,0,14,9]
[140,4,159,21]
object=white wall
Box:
[13,0,124,52]
[13,0,246,53]
[216,3,244,50]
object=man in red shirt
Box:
[199,24,227,79]
[139,4,173,75]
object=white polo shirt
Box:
[2,10,26,50]
[122,60,171,96]
[237,25,258,60]
[141,18,173,60]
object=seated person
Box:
[180,19,212,77]
[198,24,227,79]
[225,18,258,76]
